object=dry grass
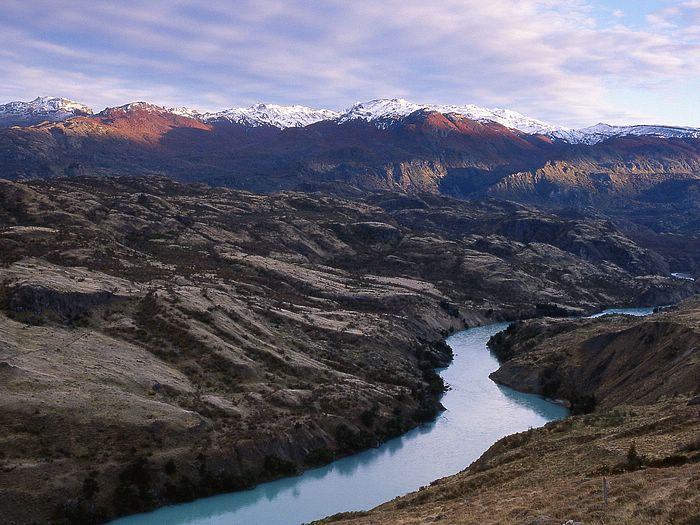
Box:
[315,400,700,525]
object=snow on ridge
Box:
[338,98,700,143]
[98,102,175,115]
[550,122,700,145]
[2,96,700,143]
[0,96,93,115]
[93,101,339,129]
[169,106,202,119]
[339,98,560,135]
[201,103,340,128]
[0,96,93,126]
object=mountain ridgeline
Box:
[1,97,699,219]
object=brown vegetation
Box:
[317,300,700,525]
[0,175,694,523]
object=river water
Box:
[671,272,695,281]
[112,308,652,525]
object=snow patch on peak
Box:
[202,103,340,128]
[99,102,172,115]
[550,123,700,145]
[339,98,559,135]
[341,99,424,122]
[98,102,208,122]
[0,96,93,127]
[169,106,202,119]
[29,96,92,114]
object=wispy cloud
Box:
[0,0,698,126]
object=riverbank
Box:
[318,299,700,525]
[110,321,568,525]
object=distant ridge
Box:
[0,96,92,127]
[2,95,700,144]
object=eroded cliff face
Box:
[488,299,700,411]
[0,176,695,523]
[315,300,700,525]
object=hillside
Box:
[489,304,700,411]
[0,176,694,523]
[317,299,700,525]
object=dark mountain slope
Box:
[2,107,699,270]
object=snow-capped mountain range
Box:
[549,123,700,145]
[101,102,340,128]
[338,98,560,135]
[2,96,700,145]
[198,103,340,128]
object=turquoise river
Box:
[112,307,653,525]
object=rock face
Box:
[314,300,700,525]
[0,175,694,523]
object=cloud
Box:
[0,0,699,126]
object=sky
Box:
[1,0,699,128]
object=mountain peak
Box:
[341,99,425,123]
[339,98,560,135]
[550,122,700,145]
[0,96,93,127]
[203,103,340,128]
[98,102,170,116]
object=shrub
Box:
[627,441,643,469]
[304,447,334,466]
[263,455,297,477]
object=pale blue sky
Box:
[1,0,699,127]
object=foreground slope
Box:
[318,300,700,525]
[0,176,694,523]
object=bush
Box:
[570,393,596,415]
[263,455,297,477]
[82,477,99,500]
[360,405,378,427]
[305,447,334,466]
[627,441,643,469]
[539,366,562,398]
[112,456,155,515]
